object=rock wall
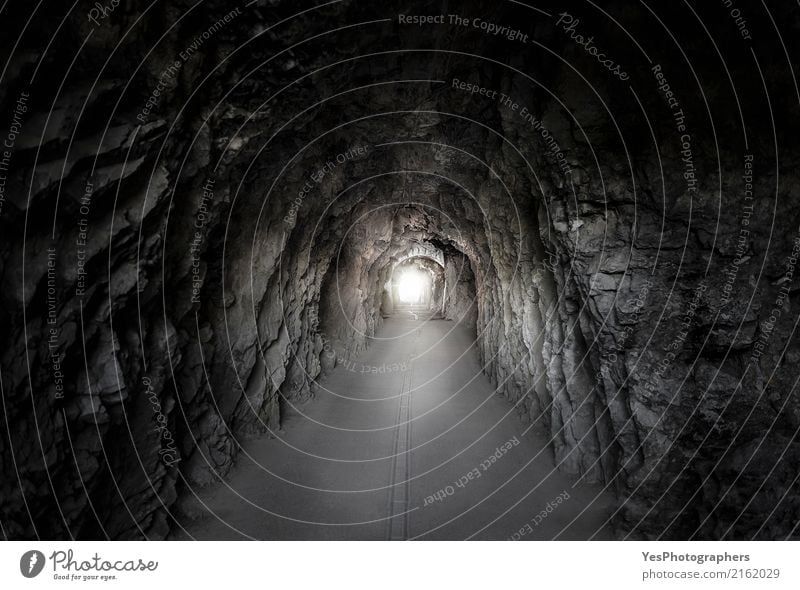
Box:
[443,248,476,325]
[0,0,797,540]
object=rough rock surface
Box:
[0,1,798,539]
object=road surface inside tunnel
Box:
[177,310,614,540]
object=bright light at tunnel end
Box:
[397,270,427,304]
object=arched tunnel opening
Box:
[390,256,441,311]
[1,0,799,547]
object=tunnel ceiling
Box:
[1,0,799,541]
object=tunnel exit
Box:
[397,268,428,304]
[386,256,445,317]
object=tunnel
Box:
[390,255,442,311]
[0,0,799,542]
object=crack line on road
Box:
[386,321,422,540]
